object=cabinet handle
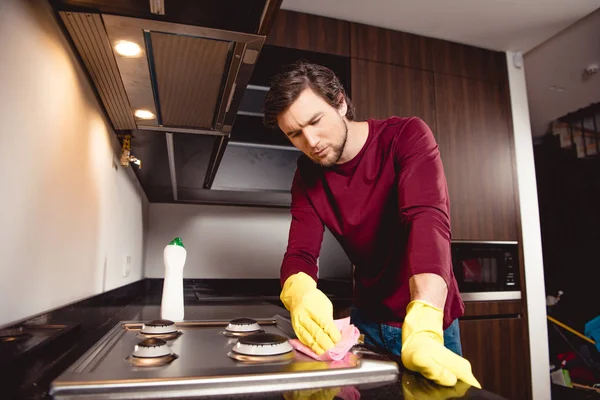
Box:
[459,313,521,321]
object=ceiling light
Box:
[114,40,142,57]
[134,109,155,119]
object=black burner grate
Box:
[238,333,287,346]
[145,319,175,327]
[229,318,258,325]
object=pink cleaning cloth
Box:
[289,317,360,361]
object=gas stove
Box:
[0,323,79,369]
[50,314,399,399]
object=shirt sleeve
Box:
[280,167,325,286]
[394,118,452,286]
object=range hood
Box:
[49,0,285,201]
[57,11,265,135]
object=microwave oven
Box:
[451,241,521,301]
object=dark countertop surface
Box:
[1,278,508,400]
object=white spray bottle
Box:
[160,237,186,322]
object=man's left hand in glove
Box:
[401,299,481,389]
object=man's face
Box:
[277,88,348,167]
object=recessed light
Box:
[134,109,155,119]
[114,40,142,57]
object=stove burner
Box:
[0,327,32,343]
[126,337,178,367]
[222,318,264,337]
[228,333,294,363]
[138,319,182,341]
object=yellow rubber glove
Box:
[401,300,482,389]
[280,272,341,355]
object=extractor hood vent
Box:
[59,11,265,135]
[149,32,232,129]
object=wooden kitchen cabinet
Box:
[241,8,521,237]
[434,73,518,241]
[350,57,517,241]
[266,10,350,56]
[350,58,437,134]
[350,22,432,71]
[430,38,508,84]
[463,300,522,317]
[349,21,505,85]
[459,317,530,400]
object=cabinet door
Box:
[266,10,350,56]
[350,58,436,134]
[459,317,530,400]
[435,74,518,241]
[350,22,432,70]
[431,39,507,84]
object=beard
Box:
[314,118,348,168]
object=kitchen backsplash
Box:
[144,203,352,280]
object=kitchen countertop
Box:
[1,279,508,400]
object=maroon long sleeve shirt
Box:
[281,117,464,329]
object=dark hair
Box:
[263,60,355,129]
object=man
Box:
[263,61,480,389]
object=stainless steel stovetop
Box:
[50,315,399,399]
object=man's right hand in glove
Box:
[280,272,341,355]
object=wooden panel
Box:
[350,58,436,134]
[350,22,432,70]
[431,38,508,84]
[462,301,522,317]
[460,318,530,400]
[435,74,518,241]
[266,10,350,56]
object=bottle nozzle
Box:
[169,237,185,248]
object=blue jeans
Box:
[350,306,463,357]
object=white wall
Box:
[525,8,600,136]
[145,203,351,279]
[506,52,551,400]
[0,0,148,328]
